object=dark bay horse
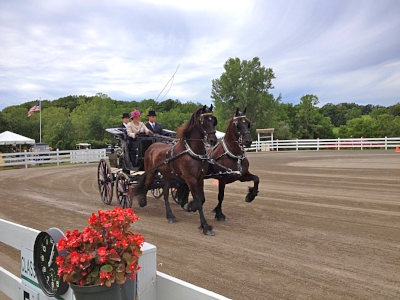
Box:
[179,108,259,221]
[133,105,218,235]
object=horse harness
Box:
[207,114,250,178]
[142,112,216,178]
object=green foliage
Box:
[388,103,400,117]
[274,121,292,140]
[211,57,278,137]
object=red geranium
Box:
[56,207,144,287]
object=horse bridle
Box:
[199,112,217,144]
[233,115,250,150]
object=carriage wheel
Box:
[116,172,132,208]
[98,159,113,205]
[171,185,180,204]
[151,187,163,199]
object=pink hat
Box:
[130,110,141,119]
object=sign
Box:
[20,247,74,300]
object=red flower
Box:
[97,247,107,256]
[56,207,144,286]
[70,252,80,264]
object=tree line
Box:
[1,57,399,151]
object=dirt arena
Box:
[1,150,400,300]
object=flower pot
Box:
[70,277,137,300]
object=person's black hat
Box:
[147,110,157,117]
[122,113,130,118]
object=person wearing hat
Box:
[120,113,130,129]
[117,112,130,134]
[126,110,153,167]
[126,110,153,138]
[145,110,165,135]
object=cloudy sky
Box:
[1,0,399,111]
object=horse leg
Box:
[177,182,191,211]
[188,181,214,236]
[136,171,154,207]
[163,179,176,223]
[241,173,260,203]
[212,181,227,221]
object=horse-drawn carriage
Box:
[97,106,259,236]
[97,128,179,209]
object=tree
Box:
[211,57,277,136]
[388,103,400,117]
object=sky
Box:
[1,0,399,111]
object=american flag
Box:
[28,102,40,117]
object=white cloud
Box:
[0,0,399,110]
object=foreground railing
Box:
[0,218,230,300]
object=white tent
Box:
[0,131,35,145]
[216,130,225,139]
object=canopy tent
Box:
[0,131,35,146]
[216,130,225,139]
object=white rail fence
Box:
[1,137,399,169]
[0,149,106,168]
[0,218,230,300]
[252,136,400,152]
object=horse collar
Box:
[184,140,209,161]
[221,138,246,161]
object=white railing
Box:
[1,136,399,170]
[250,137,400,152]
[0,218,230,300]
[0,149,106,168]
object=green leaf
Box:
[100,264,113,272]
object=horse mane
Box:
[177,106,206,140]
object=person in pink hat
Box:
[126,110,153,138]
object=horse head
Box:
[233,107,252,148]
[198,104,218,146]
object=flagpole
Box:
[40,97,42,143]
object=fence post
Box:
[317,138,319,151]
[24,152,28,169]
[385,136,387,150]
[296,139,298,151]
[338,138,340,150]
[361,136,363,150]
[56,149,60,166]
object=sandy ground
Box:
[0,150,400,300]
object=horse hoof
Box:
[215,217,226,222]
[245,194,254,203]
[204,229,215,236]
[183,203,192,212]
[167,218,176,223]
[139,200,147,207]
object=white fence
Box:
[252,136,400,152]
[0,218,230,300]
[0,149,106,168]
[1,136,399,169]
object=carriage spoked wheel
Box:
[116,172,132,208]
[98,159,113,205]
[151,187,163,199]
[170,185,180,204]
